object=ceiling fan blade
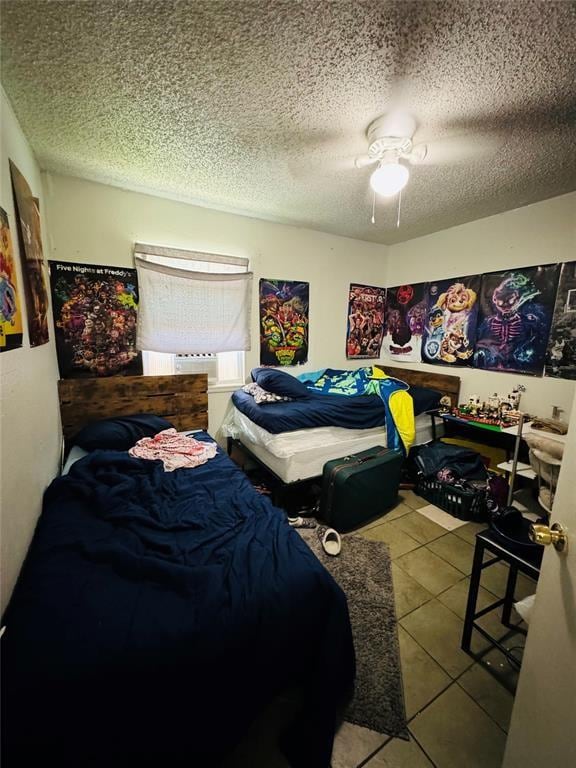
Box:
[417,134,502,165]
[354,154,379,169]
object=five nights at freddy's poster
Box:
[382,283,427,363]
[49,261,143,378]
[259,279,309,366]
[473,264,560,376]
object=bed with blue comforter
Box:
[1,432,354,767]
[232,367,442,434]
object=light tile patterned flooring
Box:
[330,490,532,768]
[227,490,534,768]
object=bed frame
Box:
[58,373,209,443]
[375,365,461,408]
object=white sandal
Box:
[317,526,342,556]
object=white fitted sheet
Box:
[227,407,437,483]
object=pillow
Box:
[409,385,443,415]
[242,382,291,404]
[251,368,309,399]
[73,414,175,451]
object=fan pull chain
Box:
[396,189,402,228]
[371,189,376,225]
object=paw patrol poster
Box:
[0,207,24,353]
[346,283,386,359]
[259,279,309,366]
[382,283,427,363]
[49,261,142,378]
[545,261,576,380]
[422,276,481,366]
[474,264,560,376]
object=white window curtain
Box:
[134,243,252,354]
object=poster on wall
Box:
[421,276,481,366]
[0,206,24,353]
[346,283,386,359]
[9,160,50,346]
[382,283,427,362]
[259,278,309,366]
[49,261,143,378]
[545,261,576,380]
[473,264,560,376]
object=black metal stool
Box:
[462,528,542,669]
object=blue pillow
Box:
[409,385,442,415]
[73,414,174,451]
[251,368,309,399]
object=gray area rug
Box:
[298,529,408,739]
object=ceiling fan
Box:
[353,112,428,198]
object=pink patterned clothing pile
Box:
[129,429,218,472]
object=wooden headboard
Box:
[376,365,461,408]
[58,374,208,442]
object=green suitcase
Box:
[319,446,403,532]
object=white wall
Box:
[386,194,576,418]
[44,173,388,437]
[0,88,61,614]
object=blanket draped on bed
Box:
[2,434,354,768]
[298,367,415,453]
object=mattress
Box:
[228,407,438,483]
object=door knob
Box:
[529,522,568,552]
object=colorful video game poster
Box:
[9,161,50,347]
[49,261,143,378]
[346,283,386,359]
[421,276,481,366]
[0,207,24,353]
[382,283,427,362]
[545,261,576,380]
[473,264,560,376]
[259,279,309,366]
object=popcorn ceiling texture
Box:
[1,0,575,244]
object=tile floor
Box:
[227,490,534,768]
[330,490,532,768]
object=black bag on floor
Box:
[319,446,403,532]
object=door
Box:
[503,396,576,768]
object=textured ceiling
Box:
[1,0,575,244]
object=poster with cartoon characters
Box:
[382,283,427,362]
[421,276,481,366]
[545,261,576,380]
[9,160,50,347]
[259,279,309,366]
[0,207,24,353]
[473,264,560,376]
[49,261,142,378]
[346,283,386,359]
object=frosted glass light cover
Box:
[370,163,409,197]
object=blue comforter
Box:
[232,369,441,434]
[2,434,354,767]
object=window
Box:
[136,244,250,387]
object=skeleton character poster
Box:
[422,276,481,366]
[259,279,309,366]
[0,207,24,353]
[49,261,142,378]
[346,283,386,359]
[545,261,576,380]
[382,283,427,362]
[9,161,50,346]
[473,264,560,376]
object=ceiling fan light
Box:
[370,162,409,197]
